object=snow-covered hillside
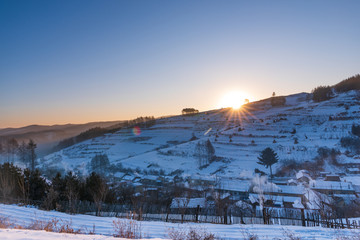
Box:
[40,91,360,179]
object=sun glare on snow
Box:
[218,91,250,110]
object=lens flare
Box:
[132,126,141,136]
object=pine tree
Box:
[6,138,18,162]
[86,172,108,216]
[257,147,279,178]
[27,169,47,201]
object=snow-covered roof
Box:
[142,175,159,181]
[296,170,312,181]
[190,174,217,181]
[267,185,305,195]
[287,179,297,185]
[249,193,303,208]
[310,180,354,191]
[292,200,304,209]
[324,175,341,182]
[170,198,206,209]
[235,200,252,209]
[121,175,134,181]
[333,194,358,204]
[113,172,125,178]
[217,179,251,192]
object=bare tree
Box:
[0,166,16,201]
[130,190,146,221]
[17,174,27,204]
[17,141,29,165]
[174,195,190,223]
[6,138,18,162]
[65,172,80,213]
[213,190,231,224]
[42,187,59,210]
[27,139,37,171]
[234,200,253,224]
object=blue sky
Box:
[1,0,359,127]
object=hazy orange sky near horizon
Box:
[1,0,359,128]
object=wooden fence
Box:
[94,207,360,229]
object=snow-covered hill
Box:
[40,91,360,179]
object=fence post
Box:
[195,205,200,222]
[301,209,305,227]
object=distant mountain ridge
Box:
[0,121,123,157]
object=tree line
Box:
[0,162,114,216]
[312,74,360,102]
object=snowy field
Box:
[0,204,359,239]
[0,229,127,240]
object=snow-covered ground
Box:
[0,204,359,239]
[0,229,124,240]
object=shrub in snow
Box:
[112,219,143,239]
[281,228,301,240]
[240,228,259,240]
[168,226,217,240]
[0,216,10,229]
[27,218,81,234]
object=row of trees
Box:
[0,162,111,216]
[334,74,360,93]
[312,85,333,102]
[182,108,199,115]
[312,74,360,102]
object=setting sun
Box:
[218,91,251,110]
